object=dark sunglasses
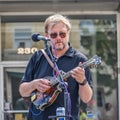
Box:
[50,32,66,39]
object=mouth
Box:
[54,42,65,50]
[55,42,62,46]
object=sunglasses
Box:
[50,32,66,39]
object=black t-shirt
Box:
[21,46,93,120]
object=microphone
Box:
[32,33,50,42]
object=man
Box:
[19,14,93,120]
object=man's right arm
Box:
[19,81,36,97]
[19,79,51,97]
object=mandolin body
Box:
[31,76,63,111]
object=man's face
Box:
[47,22,70,51]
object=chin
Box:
[54,46,64,50]
[55,48,63,51]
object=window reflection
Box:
[1,22,44,61]
[4,68,24,108]
[2,18,118,120]
[4,67,29,120]
[79,19,117,120]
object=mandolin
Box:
[31,55,101,111]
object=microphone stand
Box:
[44,40,72,120]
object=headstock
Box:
[80,55,101,69]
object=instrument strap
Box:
[41,49,58,72]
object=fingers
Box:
[40,79,51,86]
[34,78,51,93]
[71,67,86,83]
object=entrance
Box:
[4,67,29,120]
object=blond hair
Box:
[44,14,71,33]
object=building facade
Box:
[0,0,120,120]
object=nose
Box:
[56,33,61,39]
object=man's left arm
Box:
[79,82,93,103]
[71,66,93,103]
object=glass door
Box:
[79,18,117,120]
[3,67,29,120]
[1,14,118,120]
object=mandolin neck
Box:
[54,54,101,83]
[63,71,71,81]
[62,63,87,81]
